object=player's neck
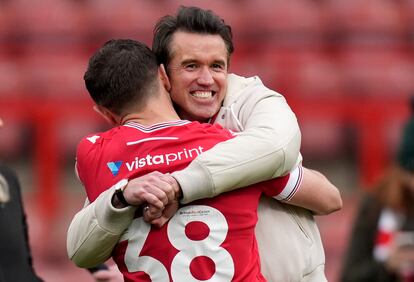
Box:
[121,114,179,126]
[121,99,180,126]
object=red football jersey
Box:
[76,120,302,282]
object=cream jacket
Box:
[67,74,326,281]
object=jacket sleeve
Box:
[66,186,136,268]
[173,75,302,203]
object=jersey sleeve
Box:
[173,74,302,203]
[261,165,303,201]
[76,132,124,202]
[75,134,101,200]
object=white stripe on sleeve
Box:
[273,165,303,201]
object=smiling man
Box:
[68,6,341,282]
[165,31,228,121]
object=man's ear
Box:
[159,64,171,92]
[93,105,119,125]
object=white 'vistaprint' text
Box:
[125,146,205,171]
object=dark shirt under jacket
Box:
[0,164,43,282]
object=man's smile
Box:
[190,91,215,99]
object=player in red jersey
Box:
[75,39,308,281]
[78,120,300,204]
[77,119,302,281]
[69,7,342,282]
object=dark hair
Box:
[84,39,159,116]
[152,6,234,68]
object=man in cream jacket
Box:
[68,6,341,282]
[68,74,339,281]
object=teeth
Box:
[192,91,212,98]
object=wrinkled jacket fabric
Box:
[67,74,326,282]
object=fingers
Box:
[142,204,163,221]
[144,176,175,204]
[150,173,180,202]
[139,192,165,210]
[122,172,177,207]
[149,216,170,228]
[143,199,180,226]
[122,172,178,227]
[161,173,181,195]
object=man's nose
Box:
[197,67,214,85]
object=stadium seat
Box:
[402,0,414,24]
[299,118,347,159]
[0,53,24,98]
[0,118,28,160]
[58,116,107,159]
[400,0,414,50]
[280,52,344,99]
[235,49,343,99]
[19,50,88,98]
[338,49,414,98]
[83,0,171,44]
[6,0,84,40]
[229,48,285,94]
[324,0,407,48]
[240,0,325,49]
[0,3,11,36]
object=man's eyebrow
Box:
[180,59,198,66]
[180,58,226,66]
[168,59,197,70]
[212,59,226,66]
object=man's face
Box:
[167,31,228,122]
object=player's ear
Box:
[159,64,171,92]
[93,105,118,126]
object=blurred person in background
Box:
[68,6,341,282]
[341,97,414,282]
[0,118,43,282]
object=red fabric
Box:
[77,120,282,281]
[375,230,393,246]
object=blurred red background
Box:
[0,0,413,281]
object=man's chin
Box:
[179,105,220,122]
[190,111,216,122]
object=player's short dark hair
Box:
[152,6,234,69]
[84,39,159,116]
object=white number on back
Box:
[123,205,234,281]
[124,218,169,281]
